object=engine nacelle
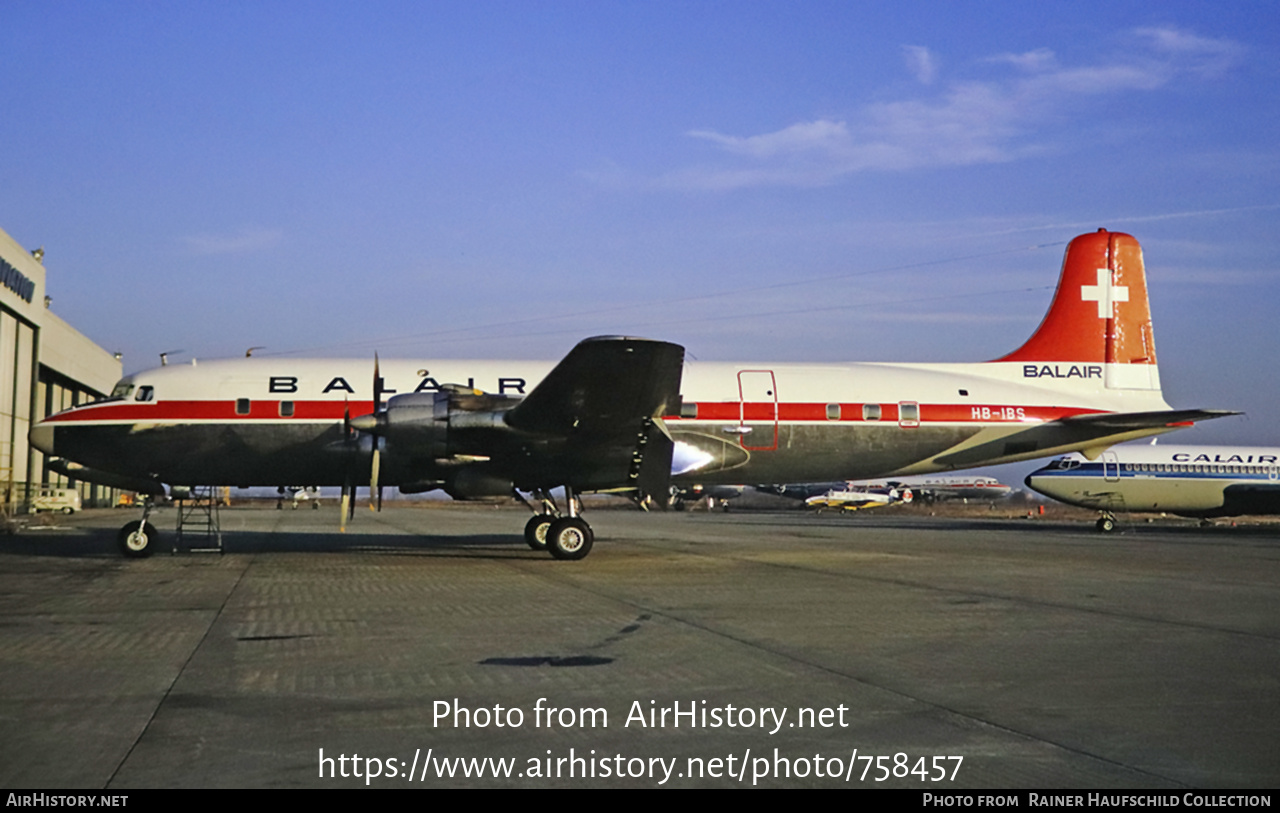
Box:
[443,465,514,500]
[360,388,522,461]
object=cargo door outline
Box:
[738,370,777,451]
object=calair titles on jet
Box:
[1171,452,1278,464]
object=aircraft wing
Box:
[935,409,1240,467]
[503,336,685,496]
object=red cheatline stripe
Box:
[42,399,1102,425]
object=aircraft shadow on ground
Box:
[0,526,538,558]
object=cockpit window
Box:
[135,386,155,402]
[111,383,135,400]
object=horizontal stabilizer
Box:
[935,409,1238,468]
[1059,408,1241,429]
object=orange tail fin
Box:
[998,229,1158,390]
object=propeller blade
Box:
[339,401,354,531]
[339,481,350,533]
[369,354,383,511]
[369,444,381,511]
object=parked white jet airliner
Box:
[1026,443,1277,530]
[31,230,1230,559]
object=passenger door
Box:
[737,370,777,451]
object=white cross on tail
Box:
[1080,267,1129,319]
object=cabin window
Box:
[898,401,920,428]
[862,404,881,421]
[134,386,154,402]
[680,401,698,419]
[826,403,840,421]
[279,401,295,417]
[236,398,251,415]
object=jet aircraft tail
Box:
[996,229,1159,392]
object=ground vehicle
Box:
[32,487,82,514]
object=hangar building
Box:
[1,225,123,512]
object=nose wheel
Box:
[118,519,159,557]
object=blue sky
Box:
[3,1,1279,450]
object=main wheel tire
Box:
[547,517,593,561]
[118,520,159,558]
[524,514,554,551]
[1096,516,1116,533]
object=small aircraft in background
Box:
[769,475,1014,504]
[1025,443,1278,531]
[276,486,320,510]
[805,485,914,512]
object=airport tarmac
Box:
[1,504,1276,789]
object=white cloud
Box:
[902,45,938,84]
[687,119,851,159]
[1136,25,1243,76]
[655,27,1243,190]
[182,227,284,255]
[987,48,1057,72]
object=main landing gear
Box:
[515,487,595,561]
[1095,513,1117,533]
[117,498,160,557]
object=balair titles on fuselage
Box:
[266,373,529,397]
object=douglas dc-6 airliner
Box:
[31,230,1231,559]
[1027,443,1278,530]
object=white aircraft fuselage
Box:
[31,355,1176,490]
[29,230,1233,558]
[1027,444,1280,519]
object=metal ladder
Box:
[176,486,223,553]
